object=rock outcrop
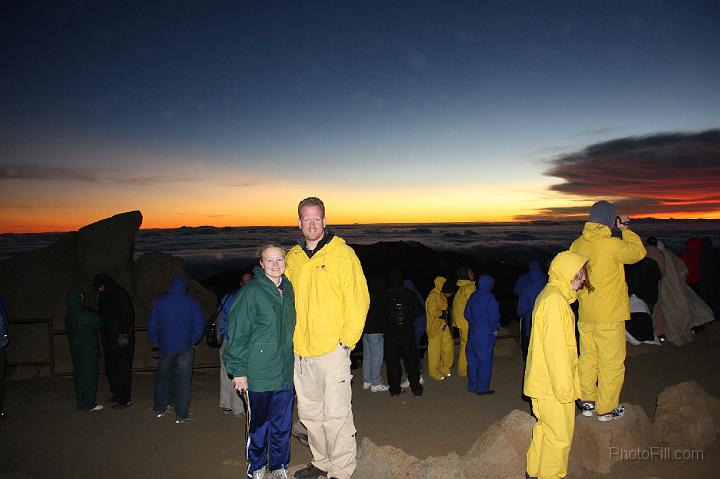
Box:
[652,380,720,449]
[0,211,217,376]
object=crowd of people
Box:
[3,196,716,479]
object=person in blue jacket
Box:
[148,275,205,424]
[464,275,501,395]
[516,261,548,362]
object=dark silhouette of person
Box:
[65,290,104,411]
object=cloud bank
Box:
[525,130,720,219]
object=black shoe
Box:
[476,389,495,396]
[294,463,327,478]
[112,400,132,409]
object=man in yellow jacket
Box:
[570,200,646,422]
[524,250,589,479]
[426,276,455,381]
[285,197,370,479]
[452,266,475,377]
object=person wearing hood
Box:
[381,269,424,397]
[524,251,589,479]
[223,243,296,479]
[516,260,548,362]
[403,279,427,379]
[451,266,475,377]
[681,237,702,293]
[464,275,501,395]
[361,274,389,393]
[425,276,455,381]
[65,290,104,412]
[148,275,205,424]
[570,200,645,422]
[93,273,135,409]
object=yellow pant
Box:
[578,321,626,415]
[526,398,575,479]
[456,325,468,377]
[427,327,454,380]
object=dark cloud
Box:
[111,175,196,185]
[525,130,720,219]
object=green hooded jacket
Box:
[223,266,296,392]
[65,290,103,362]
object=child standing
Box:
[524,251,590,479]
[464,275,500,395]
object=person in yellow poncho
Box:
[570,200,645,422]
[452,266,475,377]
[524,250,590,479]
[426,276,456,381]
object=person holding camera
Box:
[570,200,645,422]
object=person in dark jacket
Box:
[1,295,9,417]
[381,269,424,397]
[93,273,135,408]
[223,243,296,479]
[361,274,388,392]
[65,290,104,412]
[148,275,205,423]
[516,260,547,362]
[465,275,501,395]
[625,257,662,343]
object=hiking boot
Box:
[175,412,194,424]
[597,405,625,422]
[577,400,595,417]
[370,383,389,392]
[269,468,289,479]
[293,463,327,478]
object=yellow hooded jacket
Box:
[285,235,370,357]
[426,276,449,337]
[570,222,646,324]
[452,279,475,332]
[523,251,587,403]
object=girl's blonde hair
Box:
[257,241,286,260]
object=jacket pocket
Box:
[248,342,282,380]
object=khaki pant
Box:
[294,345,357,479]
[219,342,244,414]
[526,398,575,479]
[427,327,454,380]
[578,321,626,415]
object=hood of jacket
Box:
[476,275,494,292]
[170,275,187,294]
[581,221,612,242]
[432,276,447,293]
[548,251,588,303]
[66,290,84,312]
[528,259,544,281]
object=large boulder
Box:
[652,380,720,449]
[570,403,651,474]
[462,409,535,479]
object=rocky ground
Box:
[1,325,719,479]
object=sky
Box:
[1,0,719,233]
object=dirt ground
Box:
[1,331,719,479]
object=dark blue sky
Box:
[1,1,719,231]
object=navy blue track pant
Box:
[246,385,294,477]
[466,334,495,394]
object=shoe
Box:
[293,463,327,478]
[400,378,410,389]
[525,472,538,479]
[476,390,495,396]
[362,381,371,390]
[176,413,194,424]
[89,404,104,412]
[269,468,289,479]
[597,405,625,422]
[658,335,667,343]
[370,383,389,392]
[112,400,132,410]
[577,400,595,417]
[251,466,267,478]
[419,375,424,385]
[156,406,172,418]
[445,372,452,377]
[221,407,233,415]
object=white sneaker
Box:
[419,375,425,385]
[370,383,389,392]
[400,378,410,389]
[362,382,371,390]
[597,405,625,422]
[89,404,104,412]
[268,468,289,479]
[251,466,267,478]
[445,372,452,378]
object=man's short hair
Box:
[297,197,325,218]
